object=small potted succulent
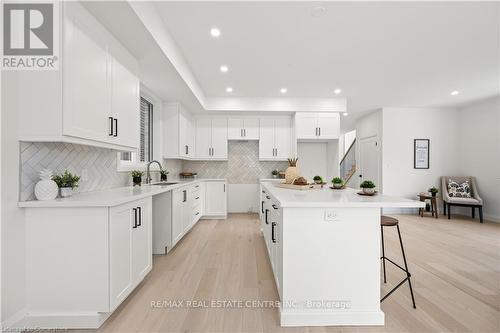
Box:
[429,187,439,197]
[52,170,80,198]
[360,180,376,194]
[313,175,324,184]
[131,170,144,186]
[332,177,344,189]
[271,169,279,179]
[160,169,169,181]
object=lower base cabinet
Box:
[24,197,153,328]
[204,181,227,216]
[110,198,152,310]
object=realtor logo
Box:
[2,2,59,70]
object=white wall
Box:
[1,73,26,325]
[382,108,460,208]
[457,96,500,222]
[297,142,328,182]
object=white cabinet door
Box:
[259,118,275,160]
[186,115,195,158]
[63,12,110,143]
[211,118,228,159]
[295,114,318,139]
[131,199,152,283]
[111,58,140,148]
[244,118,259,140]
[172,189,185,246]
[109,204,133,310]
[204,182,227,216]
[195,118,212,159]
[227,118,244,140]
[317,113,340,139]
[274,118,291,160]
[182,189,192,233]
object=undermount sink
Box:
[150,182,178,186]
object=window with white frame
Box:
[119,96,154,168]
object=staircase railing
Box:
[340,139,356,185]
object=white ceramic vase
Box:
[60,187,73,198]
[34,169,58,201]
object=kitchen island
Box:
[259,182,424,327]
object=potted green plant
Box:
[313,175,323,184]
[160,169,169,181]
[52,170,80,198]
[271,170,279,179]
[131,170,144,186]
[332,177,344,189]
[429,187,439,197]
[360,180,376,194]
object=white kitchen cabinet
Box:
[109,198,152,311]
[172,188,187,246]
[195,118,228,160]
[16,2,140,151]
[110,58,140,148]
[227,118,259,140]
[24,196,152,328]
[295,113,340,140]
[259,117,292,160]
[164,103,195,159]
[204,181,228,217]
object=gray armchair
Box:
[441,176,483,223]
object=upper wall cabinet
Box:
[16,2,140,151]
[259,118,292,161]
[227,118,259,140]
[163,103,195,159]
[195,118,228,160]
[295,113,340,140]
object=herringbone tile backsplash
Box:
[183,141,288,184]
[20,142,130,201]
[20,141,287,201]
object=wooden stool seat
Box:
[381,215,399,226]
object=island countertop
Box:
[261,182,424,208]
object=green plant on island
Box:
[360,180,376,188]
[52,170,80,189]
[332,177,343,184]
[271,170,279,176]
[313,175,323,184]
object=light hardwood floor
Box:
[84,213,499,333]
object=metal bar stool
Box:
[380,215,416,308]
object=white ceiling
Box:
[154,1,499,113]
[85,1,499,126]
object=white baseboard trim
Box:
[24,311,110,329]
[1,308,28,331]
[280,309,384,326]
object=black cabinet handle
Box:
[137,207,142,227]
[108,117,114,136]
[195,185,200,188]
[183,190,187,202]
[195,212,199,216]
[261,201,265,214]
[272,204,278,210]
[223,183,225,192]
[266,195,270,199]
[318,127,321,136]
[272,222,277,243]
[114,118,118,137]
[265,209,269,225]
[262,190,265,194]
[195,196,200,200]
[132,208,138,228]
[185,145,188,155]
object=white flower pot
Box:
[60,187,73,198]
[333,183,343,189]
[362,187,375,194]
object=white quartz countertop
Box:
[18,179,226,208]
[261,182,425,208]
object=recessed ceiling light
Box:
[280,88,287,94]
[450,90,459,96]
[210,27,221,38]
[334,88,342,95]
[220,65,228,73]
[343,112,349,117]
[226,87,233,93]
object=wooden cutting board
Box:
[275,183,316,190]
